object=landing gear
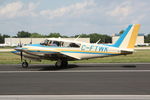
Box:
[55,59,68,68]
[22,61,29,68]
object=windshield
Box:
[40,39,49,45]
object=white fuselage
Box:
[15,42,130,61]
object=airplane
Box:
[12,24,140,68]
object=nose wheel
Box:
[22,61,29,68]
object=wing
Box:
[45,51,81,61]
[13,48,81,61]
[59,51,81,60]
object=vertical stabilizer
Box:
[113,24,140,49]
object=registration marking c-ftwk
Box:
[81,45,108,52]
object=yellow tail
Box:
[113,24,141,49]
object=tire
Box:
[22,62,28,68]
[55,60,68,68]
[55,60,62,68]
[63,61,68,67]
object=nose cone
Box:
[15,47,23,51]
[11,47,23,55]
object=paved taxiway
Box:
[0,63,150,95]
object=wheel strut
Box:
[55,59,68,68]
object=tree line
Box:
[0,30,150,43]
[0,34,10,43]
[145,34,150,43]
[0,31,112,43]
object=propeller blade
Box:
[20,51,23,62]
[19,38,22,47]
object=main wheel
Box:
[55,60,68,68]
[22,62,29,68]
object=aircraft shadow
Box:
[27,64,137,71]
[122,65,136,68]
[29,64,79,71]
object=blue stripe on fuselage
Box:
[28,50,58,53]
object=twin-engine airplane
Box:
[12,24,140,68]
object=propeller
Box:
[19,38,23,62]
[20,50,23,62]
[74,35,81,41]
[19,38,22,47]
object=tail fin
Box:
[113,24,140,49]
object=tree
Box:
[30,33,43,38]
[17,31,31,37]
[89,33,101,43]
[80,34,90,38]
[89,33,111,43]
[71,33,111,43]
[47,33,61,38]
[0,34,10,43]
[0,34,3,43]
[145,34,150,43]
[12,36,17,38]
[61,35,68,38]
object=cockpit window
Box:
[40,39,49,45]
[40,39,81,48]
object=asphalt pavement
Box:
[0,63,150,95]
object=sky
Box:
[0,0,149,36]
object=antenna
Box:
[95,39,101,44]
[74,35,81,41]
[19,38,23,62]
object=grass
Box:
[0,46,16,49]
[71,50,150,63]
[0,50,150,64]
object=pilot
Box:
[60,42,64,47]
[47,41,52,46]
[52,41,58,46]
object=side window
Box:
[60,42,64,47]
[69,43,81,48]
[53,41,61,47]
[45,40,49,45]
